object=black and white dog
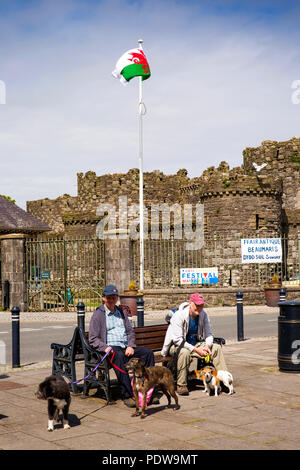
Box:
[36,375,71,431]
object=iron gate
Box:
[25,237,106,312]
[132,233,300,289]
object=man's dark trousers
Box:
[110,346,155,399]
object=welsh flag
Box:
[112,48,151,85]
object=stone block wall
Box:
[77,168,189,209]
[26,139,300,242]
[143,287,265,309]
[243,137,300,211]
[27,169,190,237]
[143,286,300,310]
[0,234,27,311]
[181,160,283,236]
[104,234,131,295]
[23,137,300,305]
[27,194,78,235]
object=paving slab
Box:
[0,431,63,450]
[0,335,300,452]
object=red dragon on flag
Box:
[112,47,151,84]
[128,49,150,75]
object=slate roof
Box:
[0,196,51,233]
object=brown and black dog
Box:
[125,357,180,419]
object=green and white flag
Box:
[112,48,151,85]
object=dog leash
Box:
[70,347,128,384]
[70,347,113,384]
[108,350,128,374]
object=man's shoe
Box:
[123,397,136,408]
[177,385,189,396]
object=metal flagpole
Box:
[138,38,144,291]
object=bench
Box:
[51,323,225,404]
[133,324,171,364]
[51,323,171,404]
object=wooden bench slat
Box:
[135,331,166,338]
[85,324,167,351]
[134,324,168,330]
[135,333,166,341]
[134,325,168,334]
[135,341,165,350]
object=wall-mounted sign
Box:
[241,238,282,264]
[180,267,218,285]
[41,270,51,279]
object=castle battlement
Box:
[26,137,300,237]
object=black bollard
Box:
[11,306,20,368]
[76,302,85,330]
[279,288,286,302]
[236,291,244,342]
[137,296,144,327]
[278,301,300,372]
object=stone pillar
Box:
[0,234,27,311]
[104,230,131,294]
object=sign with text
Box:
[180,267,219,285]
[241,238,282,264]
[41,270,51,279]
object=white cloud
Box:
[0,0,300,209]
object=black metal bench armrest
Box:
[50,341,72,351]
[51,327,83,355]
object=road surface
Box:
[0,312,278,368]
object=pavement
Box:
[0,305,300,452]
[0,303,280,323]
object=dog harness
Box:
[131,378,154,408]
[205,374,213,384]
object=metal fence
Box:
[24,232,300,310]
[25,237,106,312]
[132,232,300,289]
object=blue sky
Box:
[0,0,300,209]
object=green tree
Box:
[1,194,16,204]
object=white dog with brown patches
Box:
[217,370,234,395]
[190,368,234,396]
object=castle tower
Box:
[243,137,300,211]
[181,161,283,236]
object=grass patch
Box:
[182,418,206,425]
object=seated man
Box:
[89,284,155,407]
[161,293,228,396]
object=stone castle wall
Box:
[26,138,300,240]
[27,168,190,236]
[181,161,283,235]
[243,137,300,211]
[27,194,78,235]
[22,137,300,309]
[77,168,189,209]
